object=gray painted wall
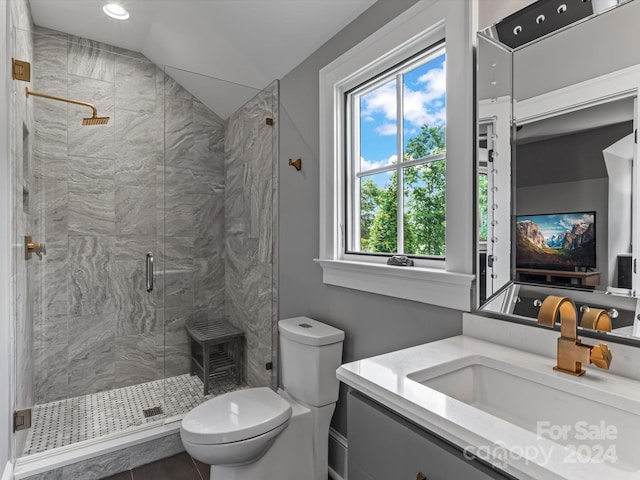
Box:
[516,122,632,188]
[278,0,464,437]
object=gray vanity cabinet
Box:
[347,392,513,480]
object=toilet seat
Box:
[181,387,292,445]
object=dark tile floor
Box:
[103,453,210,480]
[104,453,333,480]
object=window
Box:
[477,121,493,246]
[317,0,475,309]
[478,172,488,243]
[346,45,446,259]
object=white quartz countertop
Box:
[337,335,640,480]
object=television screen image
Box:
[515,212,596,270]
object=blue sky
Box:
[359,53,446,174]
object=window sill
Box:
[314,259,474,311]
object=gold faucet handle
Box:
[580,308,612,332]
[590,343,612,370]
[25,236,47,260]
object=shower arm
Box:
[25,87,98,118]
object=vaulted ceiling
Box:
[29,0,377,118]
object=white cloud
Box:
[359,62,446,136]
[403,88,446,126]
[418,61,446,96]
[360,154,397,173]
[376,122,397,136]
[403,61,446,127]
[361,81,396,122]
[560,213,594,230]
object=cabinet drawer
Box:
[348,391,512,480]
[347,460,375,480]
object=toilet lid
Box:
[181,387,292,445]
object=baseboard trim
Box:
[2,462,13,480]
[328,427,348,480]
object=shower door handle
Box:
[146,252,154,292]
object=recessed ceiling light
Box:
[103,3,130,20]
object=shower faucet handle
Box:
[25,236,46,260]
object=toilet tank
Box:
[279,317,344,407]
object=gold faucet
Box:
[537,295,612,376]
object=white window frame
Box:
[316,0,476,310]
[346,44,447,258]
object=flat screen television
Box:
[515,211,596,270]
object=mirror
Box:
[477,33,513,304]
[476,0,640,340]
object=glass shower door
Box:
[11,24,34,462]
[160,66,280,423]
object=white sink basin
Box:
[408,355,640,473]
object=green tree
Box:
[405,124,446,256]
[405,125,445,159]
[360,124,447,256]
[360,178,380,251]
[478,174,488,242]
[368,172,398,253]
[404,159,446,256]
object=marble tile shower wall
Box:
[224,81,278,388]
[31,28,226,404]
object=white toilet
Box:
[180,317,345,480]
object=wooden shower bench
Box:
[185,318,245,395]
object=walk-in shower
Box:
[10,22,278,474]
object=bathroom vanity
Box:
[337,320,640,480]
[347,391,511,480]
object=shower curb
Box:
[13,422,183,480]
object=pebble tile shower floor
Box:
[24,374,247,456]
